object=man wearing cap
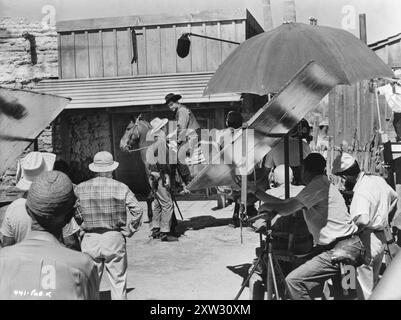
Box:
[147,117,179,242]
[1,152,80,250]
[332,152,398,299]
[74,151,143,300]
[0,171,99,300]
[252,153,362,299]
[165,93,200,186]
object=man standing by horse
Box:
[165,93,201,187]
[148,117,179,242]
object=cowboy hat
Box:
[89,151,119,173]
[150,117,168,136]
[16,152,56,191]
[165,93,182,105]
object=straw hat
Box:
[332,152,356,175]
[273,165,293,185]
[319,118,329,127]
[150,117,168,136]
[26,171,75,218]
[89,151,119,173]
[16,152,56,191]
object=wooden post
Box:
[284,134,290,199]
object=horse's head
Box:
[120,114,151,152]
[120,115,141,152]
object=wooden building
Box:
[34,9,264,195]
[327,32,401,149]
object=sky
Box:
[1,0,400,44]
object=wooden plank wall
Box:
[373,40,401,67]
[328,40,401,149]
[328,81,394,149]
[58,20,249,79]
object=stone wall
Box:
[0,17,58,186]
[59,110,113,184]
[0,17,58,85]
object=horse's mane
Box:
[138,119,152,129]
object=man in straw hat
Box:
[75,151,143,300]
[147,117,179,242]
[332,152,398,299]
[1,151,80,250]
[0,171,99,299]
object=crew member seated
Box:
[250,153,364,300]
[259,165,313,257]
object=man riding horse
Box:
[165,93,201,187]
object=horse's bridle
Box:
[125,120,152,153]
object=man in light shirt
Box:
[332,152,398,299]
[1,152,80,250]
[252,153,361,299]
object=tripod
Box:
[234,216,288,300]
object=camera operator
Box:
[250,153,363,300]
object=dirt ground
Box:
[99,200,261,300]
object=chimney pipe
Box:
[261,0,274,31]
[359,14,367,43]
[283,0,296,23]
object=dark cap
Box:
[165,93,182,105]
[303,153,326,175]
[26,171,75,219]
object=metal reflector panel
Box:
[0,87,71,176]
[188,61,339,190]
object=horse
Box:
[120,114,154,221]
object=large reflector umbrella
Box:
[204,22,394,95]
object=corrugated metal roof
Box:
[34,72,241,109]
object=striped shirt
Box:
[75,177,142,232]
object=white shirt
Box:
[377,84,401,113]
[267,184,305,226]
[295,175,358,245]
[266,184,305,199]
[1,198,31,243]
[350,172,398,231]
[1,198,80,243]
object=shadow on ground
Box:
[100,288,135,300]
[174,215,233,236]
